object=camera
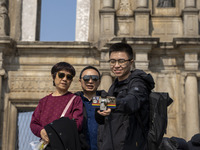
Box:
[92,96,116,111]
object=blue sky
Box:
[40,0,77,41]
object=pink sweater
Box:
[30,92,83,137]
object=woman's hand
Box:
[40,129,49,144]
[97,108,111,116]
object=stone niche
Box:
[152,0,182,16]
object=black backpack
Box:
[136,92,173,150]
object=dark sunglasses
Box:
[82,75,99,82]
[58,72,73,81]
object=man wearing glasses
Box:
[96,42,155,150]
[75,66,105,150]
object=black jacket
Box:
[96,69,155,150]
[44,117,81,150]
[188,133,200,150]
[75,90,106,150]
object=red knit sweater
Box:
[30,92,83,137]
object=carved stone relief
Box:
[116,0,133,16]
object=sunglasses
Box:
[58,72,73,81]
[82,75,99,82]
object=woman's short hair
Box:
[51,62,76,80]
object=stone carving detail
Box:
[116,0,133,16]
[9,75,80,93]
[10,76,54,92]
[157,0,175,7]
[0,0,8,36]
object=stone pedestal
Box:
[182,8,199,36]
[184,52,199,70]
[134,9,150,36]
[103,0,113,8]
[185,74,200,140]
[137,0,148,8]
[185,0,196,8]
[133,45,151,70]
[99,9,115,38]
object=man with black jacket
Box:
[75,66,105,150]
[95,42,155,150]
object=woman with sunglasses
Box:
[30,62,83,149]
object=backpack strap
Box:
[60,95,76,117]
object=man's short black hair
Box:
[79,66,101,79]
[109,42,133,60]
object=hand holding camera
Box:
[92,96,116,111]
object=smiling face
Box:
[109,51,133,81]
[54,70,73,93]
[79,69,100,93]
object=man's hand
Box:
[40,129,49,144]
[97,108,111,116]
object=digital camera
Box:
[92,96,116,111]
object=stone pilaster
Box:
[185,74,200,140]
[99,5,115,38]
[182,0,198,36]
[134,5,150,36]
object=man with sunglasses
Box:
[75,66,106,150]
[95,42,155,150]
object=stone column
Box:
[185,0,196,8]
[100,72,112,92]
[182,0,198,36]
[185,74,200,140]
[137,0,148,8]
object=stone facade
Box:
[0,0,200,149]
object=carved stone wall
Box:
[1,0,200,149]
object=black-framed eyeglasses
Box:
[82,75,99,82]
[58,72,73,81]
[108,59,132,66]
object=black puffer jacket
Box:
[96,69,155,150]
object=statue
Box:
[157,0,175,7]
